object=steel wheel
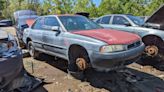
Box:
[76,58,88,71]
[145,45,158,57]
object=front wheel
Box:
[68,47,90,80]
[28,41,39,59]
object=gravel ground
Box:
[1,27,164,92]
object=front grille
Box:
[127,41,141,49]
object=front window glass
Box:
[44,17,60,26]
[59,16,102,32]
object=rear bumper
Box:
[0,49,23,88]
[90,43,145,70]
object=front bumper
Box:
[0,49,23,89]
[90,43,145,70]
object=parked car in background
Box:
[23,15,144,78]
[95,14,144,27]
[14,10,38,48]
[13,10,37,18]
[0,19,12,27]
[98,5,164,61]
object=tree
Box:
[98,0,123,16]
[42,0,75,14]
[144,0,164,16]
[0,0,5,19]
[0,0,164,19]
[89,1,99,17]
[73,0,99,17]
[0,0,5,11]
[73,0,90,13]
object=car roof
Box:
[101,14,132,17]
[39,14,82,18]
[56,14,81,17]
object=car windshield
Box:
[127,15,144,26]
[59,16,102,32]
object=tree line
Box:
[0,0,164,19]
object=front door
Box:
[30,17,44,49]
[42,16,66,57]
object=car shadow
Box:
[137,57,164,71]
[35,54,164,92]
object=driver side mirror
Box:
[43,25,61,36]
[43,25,60,31]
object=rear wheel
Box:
[68,46,89,80]
[143,36,164,58]
[28,41,39,59]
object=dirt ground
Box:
[1,27,164,92]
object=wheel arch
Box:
[142,34,163,45]
[68,44,90,62]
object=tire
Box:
[68,47,89,80]
[28,41,39,59]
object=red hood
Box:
[72,29,140,44]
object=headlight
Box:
[100,45,126,53]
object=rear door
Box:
[42,16,67,57]
[100,16,111,24]
[110,16,136,33]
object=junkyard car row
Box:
[0,5,164,92]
